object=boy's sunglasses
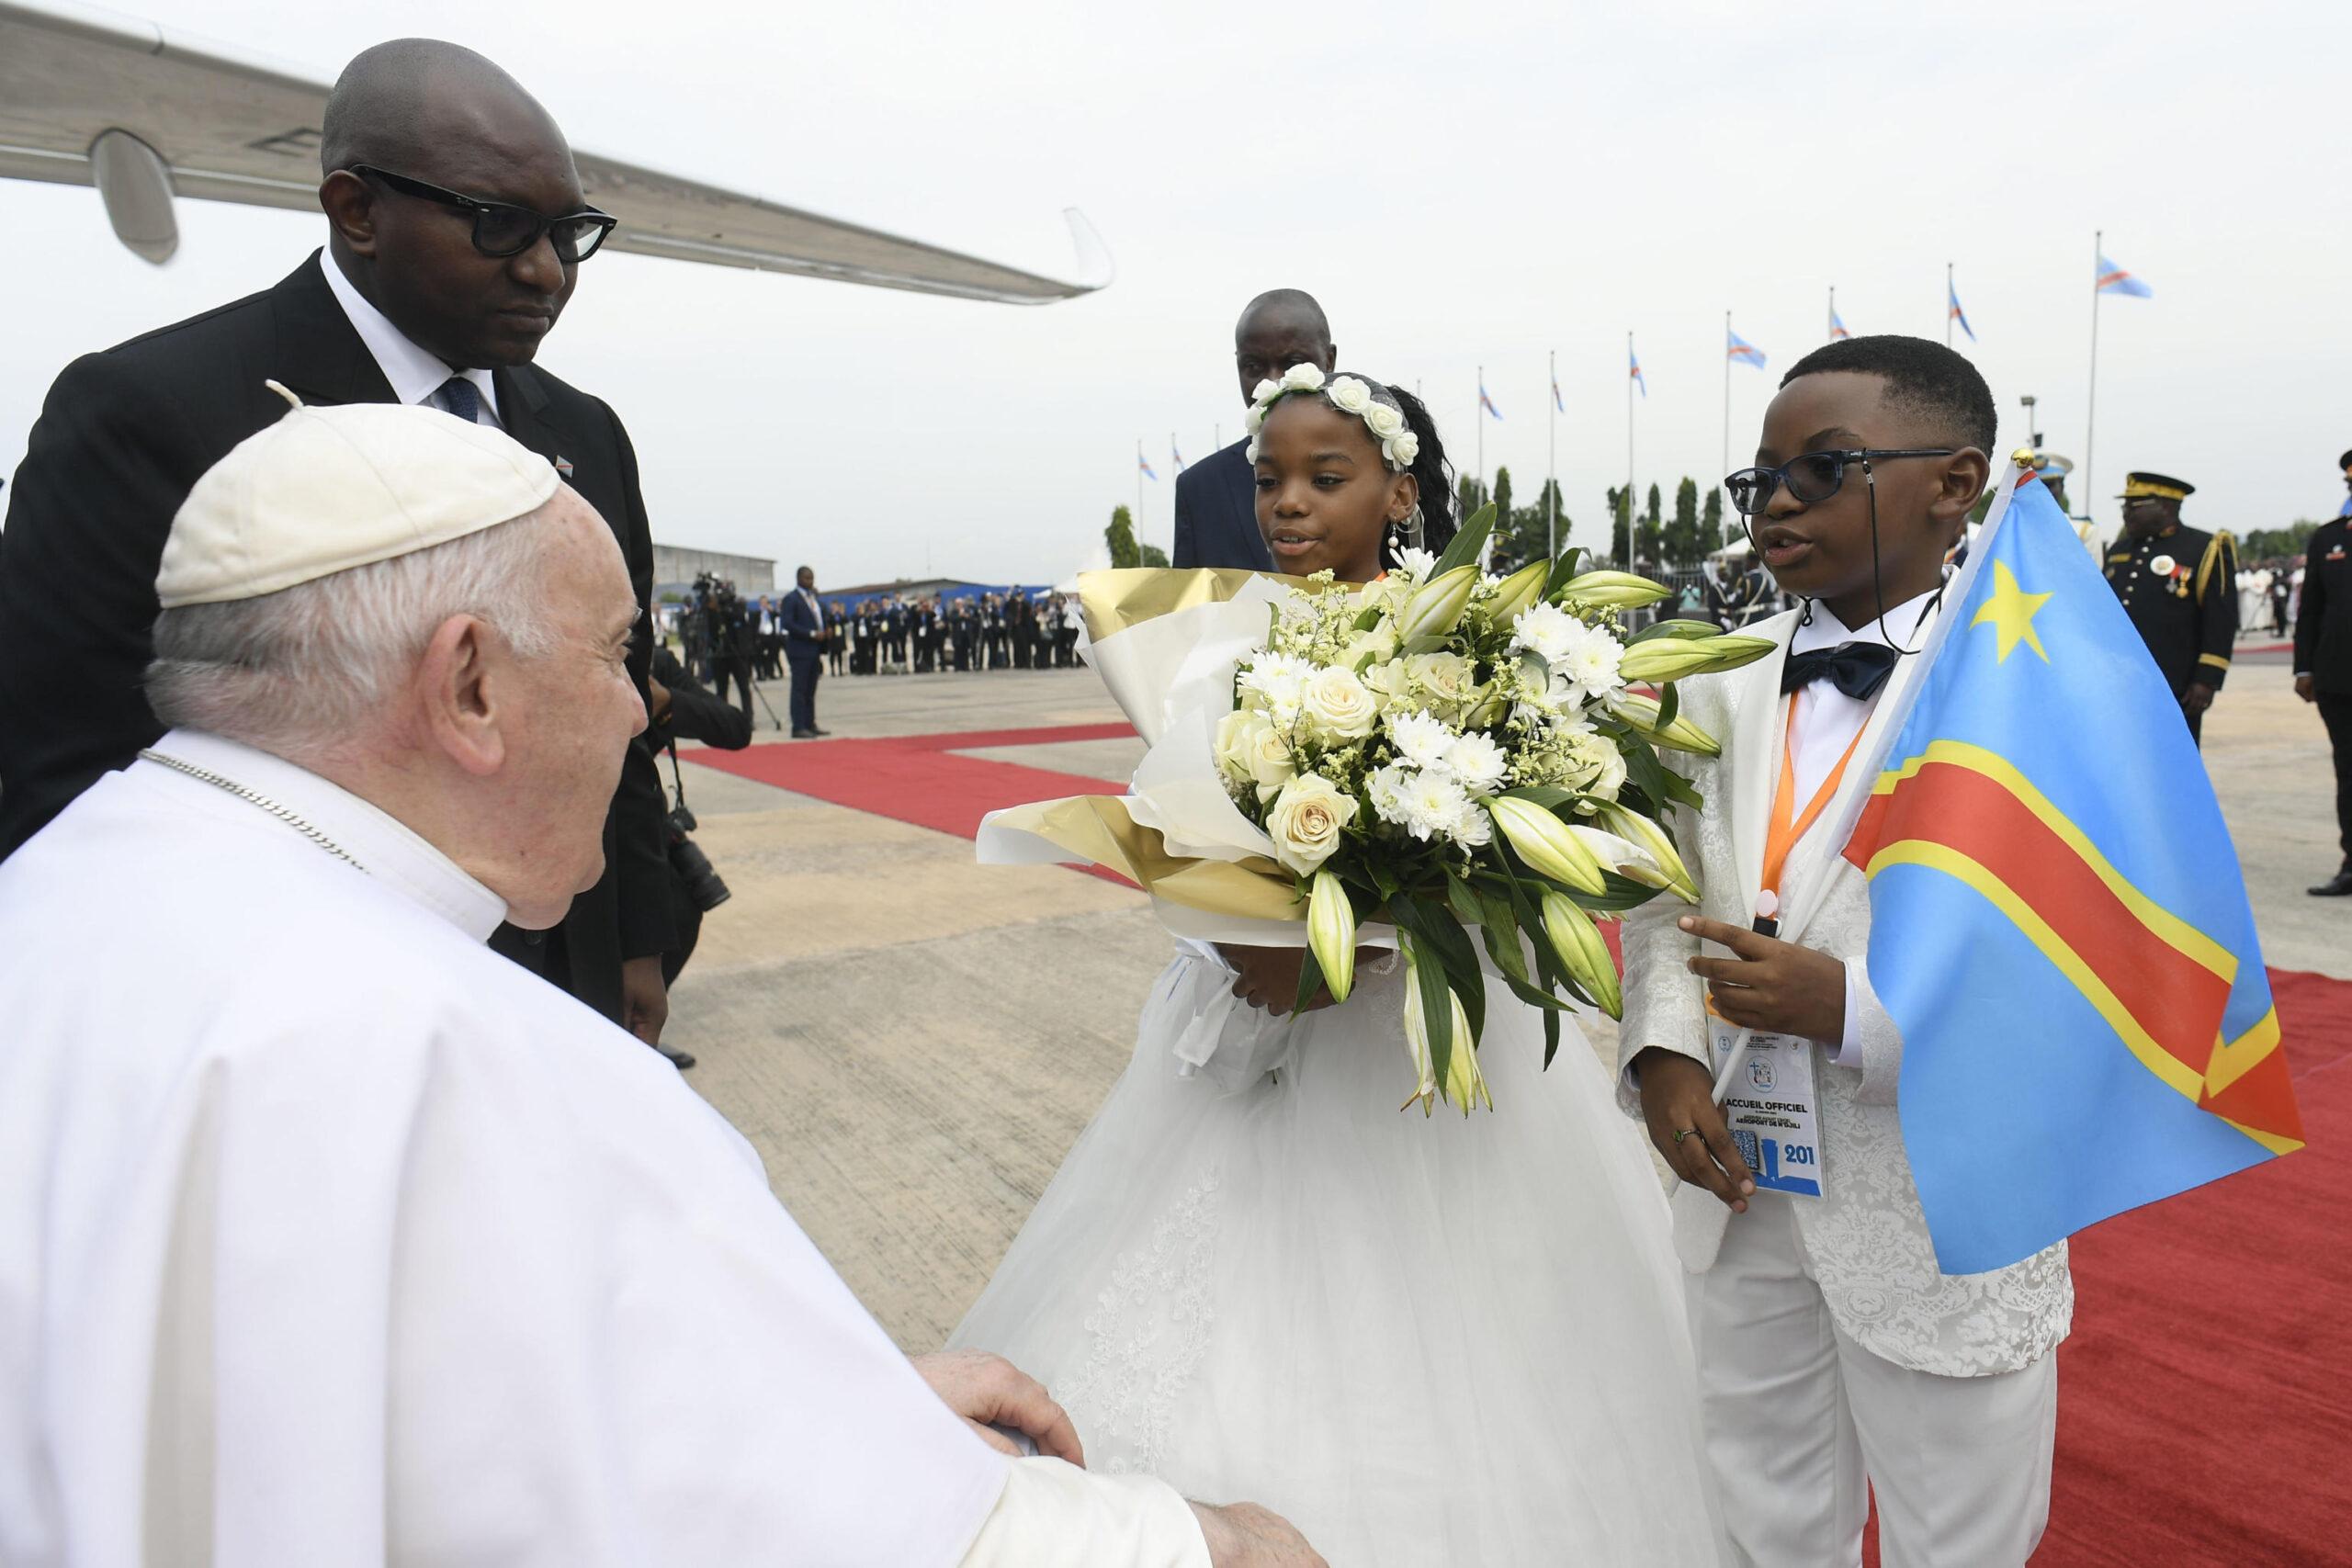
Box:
[345,165,617,264]
[1723,448,1956,517]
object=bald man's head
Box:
[317,39,591,371]
[1233,288,1336,409]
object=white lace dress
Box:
[951,947,1730,1565]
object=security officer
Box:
[2104,472,2237,746]
[2295,458,2352,894]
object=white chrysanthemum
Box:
[1366,761,1414,826]
[1327,376,1373,413]
[1451,802,1495,850]
[1554,621,1626,705]
[1394,546,1439,581]
[1397,770,1474,843]
[1510,601,1582,665]
[1443,731,1510,793]
[1281,363,1327,391]
[1363,401,1407,440]
[1385,709,1457,771]
[1239,652,1315,723]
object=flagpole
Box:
[1476,364,1485,505]
[1721,311,1732,506]
[1136,437,1144,536]
[1946,262,1954,348]
[1625,332,1635,573]
[1827,284,1835,343]
[1546,348,1557,558]
[2084,230,2102,516]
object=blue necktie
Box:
[435,376,483,424]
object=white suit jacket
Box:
[1616,610,2073,1378]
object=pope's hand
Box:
[1188,1501,1329,1567]
[909,1349,1083,1466]
[1633,1047,1754,1213]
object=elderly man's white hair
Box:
[147,504,563,760]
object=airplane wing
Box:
[0,0,1111,304]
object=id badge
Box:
[1711,1021,1826,1199]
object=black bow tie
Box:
[1781,641,1901,701]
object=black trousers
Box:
[713,656,752,719]
[2320,693,2352,865]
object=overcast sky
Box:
[6,0,2347,587]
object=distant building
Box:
[653,544,775,601]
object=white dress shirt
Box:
[1784,588,1941,1062]
[318,252,502,425]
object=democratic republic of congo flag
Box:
[1843,468,2302,1273]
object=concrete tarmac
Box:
[662,658,2344,1350]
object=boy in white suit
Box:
[1619,337,2072,1567]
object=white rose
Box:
[1246,401,1268,435]
[1267,773,1358,874]
[1364,657,1416,712]
[1442,730,1510,793]
[1327,376,1373,414]
[1363,401,1407,440]
[1216,708,1269,783]
[1406,651,1478,717]
[1302,665,1378,739]
[1244,439,1261,463]
[1384,432,1419,468]
[1281,363,1327,391]
[1253,378,1283,403]
[1340,624,1399,669]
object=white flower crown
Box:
[1244,365,1421,472]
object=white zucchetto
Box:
[156,382,559,609]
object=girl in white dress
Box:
[954,376,1727,1564]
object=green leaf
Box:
[1654,681,1680,730]
[1498,967,1575,1013]
[1432,502,1497,578]
[1543,1009,1561,1069]
[1392,893,1486,1047]
[1408,931,1453,1094]
[1293,941,1326,1016]
[1473,884,1530,986]
[1353,604,1385,632]
[1498,784,1578,811]
[1443,872,1483,928]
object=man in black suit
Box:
[0,39,676,1041]
[1172,289,1337,571]
[780,564,830,738]
[2296,457,2352,895]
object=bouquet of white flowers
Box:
[980,505,1773,1113]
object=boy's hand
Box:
[1679,916,1847,1043]
[1632,1047,1753,1212]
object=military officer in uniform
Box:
[2103,472,2237,746]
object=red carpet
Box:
[700,723,2350,1566]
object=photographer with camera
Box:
[704,578,756,721]
[641,643,750,1070]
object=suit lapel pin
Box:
[554,456,575,478]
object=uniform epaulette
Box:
[2195,531,2234,602]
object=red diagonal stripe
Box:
[1855,761,2231,1077]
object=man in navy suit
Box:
[1172,289,1338,570]
[781,565,831,738]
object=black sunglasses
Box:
[1723,448,1957,517]
[346,165,616,264]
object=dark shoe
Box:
[651,1043,695,1070]
[791,727,818,739]
[2308,868,2352,897]
[809,726,831,737]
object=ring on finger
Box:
[1672,1127,1700,1145]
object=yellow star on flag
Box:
[1971,559,2053,664]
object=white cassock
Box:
[0,730,1206,1567]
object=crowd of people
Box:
[826,591,1084,676]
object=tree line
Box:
[1459,469,1729,570]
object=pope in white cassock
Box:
[0,393,1322,1567]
